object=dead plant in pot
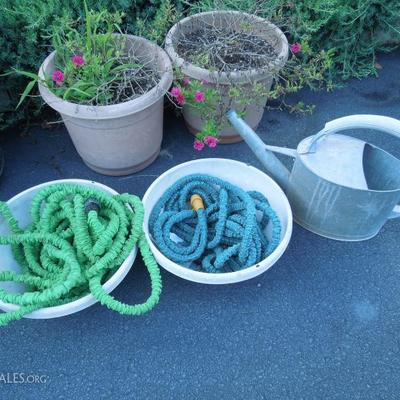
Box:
[165,10,288,148]
[12,4,172,176]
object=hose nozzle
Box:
[190,194,204,212]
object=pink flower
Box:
[204,136,219,148]
[183,77,190,86]
[193,140,204,151]
[290,42,301,54]
[52,70,65,86]
[170,87,182,98]
[176,93,186,105]
[72,54,85,67]
[200,79,209,85]
[194,91,205,103]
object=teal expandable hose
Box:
[149,174,281,273]
[0,184,162,326]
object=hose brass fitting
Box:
[190,194,204,212]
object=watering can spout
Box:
[226,110,293,191]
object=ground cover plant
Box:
[0,0,399,131]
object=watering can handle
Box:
[308,114,400,220]
[307,114,400,153]
[324,114,400,136]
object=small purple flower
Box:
[176,93,186,105]
[72,54,85,67]
[194,91,205,103]
[193,140,204,151]
[170,87,182,98]
[52,70,65,86]
[290,42,301,54]
[204,136,219,148]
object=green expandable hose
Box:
[0,183,162,326]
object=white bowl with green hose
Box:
[142,158,293,284]
[0,179,138,319]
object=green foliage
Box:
[285,0,400,80]
[170,69,273,140]
[135,0,180,43]
[15,8,150,106]
[169,76,219,139]
[52,10,139,104]
[191,0,400,80]
[267,45,336,113]
[189,0,400,112]
[1,0,399,130]
[0,0,179,130]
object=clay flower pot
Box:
[38,35,173,176]
[165,11,288,144]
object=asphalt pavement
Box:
[0,50,400,400]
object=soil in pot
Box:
[175,27,278,72]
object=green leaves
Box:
[11,69,39,81]
[62,81,94,101]
[84,0,92,53]
[16,80,37,109]
[10,69,42,109]
[13,5,153,107]
[199,119,218,140]
[0,0,180,130]
[3,0,399,130]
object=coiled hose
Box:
[149,174,281,273]
[0,183,162,326]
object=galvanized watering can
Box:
[227,110,400,241]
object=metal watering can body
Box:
[227,111,400,241]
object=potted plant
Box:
[165,11,288,147]
[16,6,173,175]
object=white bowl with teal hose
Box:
[142,159,293,284]
[0,179,138,319]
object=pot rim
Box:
[142,158,293,284]
[0,179,138,318]
[165,10,289,84]
[38,34,173,120]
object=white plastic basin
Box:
[0,179,138,319]
[142,159,293,284]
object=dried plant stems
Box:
[174,12,281,74]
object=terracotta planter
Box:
[165,11,288,143]
[38,35,173,176]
